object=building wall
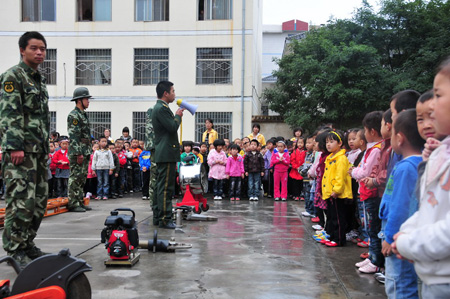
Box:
[0,0,262,141]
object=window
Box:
[195,112,232,142]
[198,0,232,21]
[86,112,111,140]
[22,0,56,21]
[75,49,111,85]
[50,111,56,132]
[77,0,111,21]
[133,112,147,141]
[196,48,232,84]
[38,49,56,85]
[134,49,169,85]
[135,0,169,21]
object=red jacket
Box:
[52,149,70,170]
[49,152,57,174]
[289,149,306,180]
[270,149,291,173]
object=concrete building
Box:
[0,0,262,142]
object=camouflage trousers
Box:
[68,155,89,209]
[2,152,48,253]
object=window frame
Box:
[196,47,233,85]
[86,111,111,140]
[22,0,56,22]
[195,112,233,142]
[198,0,232,21]
[135,0,170,22]
[38,49,57,85]
[132,112,147,141]
[76,0,112,22]
[134,48,169,85]
[75,49,112,86]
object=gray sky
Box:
[263,0,380,25]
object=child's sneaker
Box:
[313,235,326,242]
[86,192,92,198]
[274,197,280,201]
[213,196,218,200]
[300,197,305,201]
[95,196,101,200]
[230,197,235,201]
[102,196,108,200]
[355,258,371,268]
[312,224,323,230]
[301,211,312,217]
[281,198,287,201]
[358,261,379,274]
[360,252,369,259]
[235,197,240,201]
[294,197,299,201]
[325,241,338,247]
[310,217,320,223]
[217,196,222,200]
[357,241,370,248]
[254,197,259,201]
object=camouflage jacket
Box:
[144,107,155,151]
[67,107,92,156]
[0,61,50,153]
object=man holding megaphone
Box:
[152,81,184,229]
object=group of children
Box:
[305,58,450,299]
[48,127,151,201]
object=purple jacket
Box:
[264,150,273,169]
[225,155,245,177]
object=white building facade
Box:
[0,0,262,142]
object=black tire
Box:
[201,204,209,212]
[67,273,92,299]
[193,206,202,214]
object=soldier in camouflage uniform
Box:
[145,107,159,225]
[0,32,50,267]
[67,87,93,212]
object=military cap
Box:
[72,87,92,101]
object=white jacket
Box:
[396,136,450,285]
[92,149,115,171]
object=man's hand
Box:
[382,240,392,257]
[11,150,24,165]
[176,108,185,117]
[77,155,84,164]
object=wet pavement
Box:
[0,194,386,298]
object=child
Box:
[207,139,227,200]
[244,139,265,201]
[180,141,198,165]
[301,135,316,217]
[108,142,120,199]
[321,130,353,247]
[48,141,57,198]
[392,58,450,298]
[376,109,424,298]
[226,144,245,201]
[263,139,275,198]
[416,90,446,142]
[352,111,384,273]
[270,141,290,201]
[120,127,133,143]
[192,145,203,163]
[115,142,126,198]
[52,137,70,198]
[130,139,143,192]
[139,149,151,200]
[84,143,98,198]
[92,137,115,200]
[124,141,133,193]
[346,129,361,165]
[289,137,306,201]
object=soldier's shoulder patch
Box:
[162,103,169,108]
[3,81,14,93]
[73,119,78,126]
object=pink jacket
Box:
[87,151,96,178]
[351,141,382,180]
[226,155,245,177]
[207,149,227,180]
[270,149,290,173]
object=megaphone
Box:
[176,99,198,115]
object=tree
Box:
[264,0,450,132]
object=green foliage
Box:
[264,0,450,132]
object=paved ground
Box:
[0,194,386,298]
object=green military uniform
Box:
[152,100,181,225]
[67,98,92,210]
[145,107,158,224]
[0,61,50,256]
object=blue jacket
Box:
[379,155,422,244]
[139,150,151,170]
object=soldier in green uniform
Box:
[0,32,50,267]
[145,107,159,225]
[152,81,184,229]
[67,87,93,212]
